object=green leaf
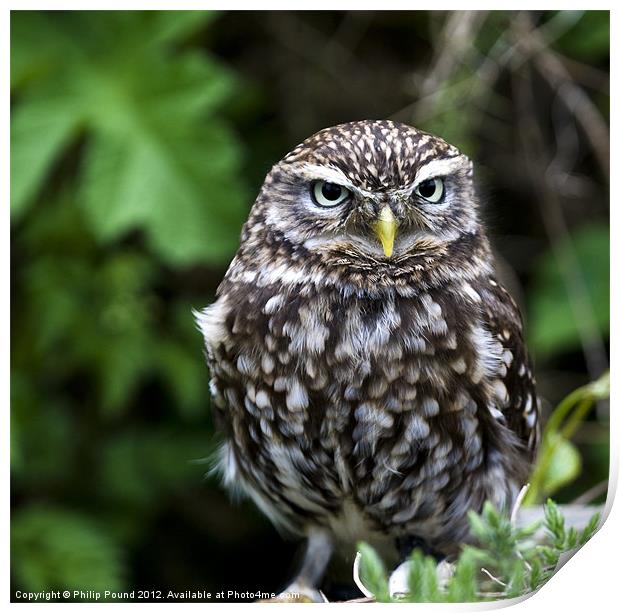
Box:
[543,499,566,547]
[144,52,237,123]
[529,557,543,592]
[10,97,81,217]
[99,428,213,509]
[552,11,610,63]
[447,548,478,602]
[529,224,610,359]
[11,506,125,593]
[579,512,600,545]
[356,542,391,602]
[156,338,209,420]
[17,247,159,416]
[144,10,219,47]
[538,545,559,568]
[539,434,582,497]
[11,11,247,265]
[407,549,440,602]
[467,509,488,542]
[10,11,67,90]
[514,520,543,541]
[468,502,517,560]
[565,527,579,549]
[80,121,246,265]
[525,372,608,505]
[506,558,526,598]
[586,370,610,399]
[10,383,76,489]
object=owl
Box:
[196,120,539,600]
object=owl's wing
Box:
[195,298,237,437]
[474,278,540,457]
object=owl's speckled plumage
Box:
[197,120,538,583]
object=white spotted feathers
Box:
[197,119,539,559]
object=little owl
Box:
[196,120,539,600]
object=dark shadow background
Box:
[10,10,609,602]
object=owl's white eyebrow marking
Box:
[413,156,469,188]
[295,163,373,197]
[295,158,468,196]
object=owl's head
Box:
[242,120,490,287]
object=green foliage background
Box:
[357,500,601,602]
[10,10,609,602]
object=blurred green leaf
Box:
[11,380,76,489]
[80,121,245,265]
[10,98,81,217]
[446,548,478,602]
[356,542,390,602]
[552,11,610,62]
[578,512,600,546]
[11,10,247,265]
[525,371,609,505]
[12,506,125,593]
[10,11,65,90]
[538,433,582,497]
[407,549,440,602]
[15,246,159,416]
[144,10,218,47]
[529,224,609,358]
[99,428,212,509]
[156,338,209,420]
[99,434,159,510]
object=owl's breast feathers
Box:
[197,273,538,548]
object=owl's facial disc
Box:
[279,162,456,260]
[264,122,480,267]
[302,168,400,257]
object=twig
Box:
[352,551,374,599]
[392,11,487,125]
[556,53,610,94]
[481,567,507,587]
[510,484,533,572]
[391,10,591,132]
[572,480,608,506]
[511,484,530,525]
[417,11,488,101]
[511,28,609,400]
[513,13,610,181]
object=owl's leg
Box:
[271,529,333,603]
[395,535,446,562]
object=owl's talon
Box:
[389,559,455,599]
[261,583,327,603]
[388,560,411,599]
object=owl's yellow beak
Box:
[373,206,398,258]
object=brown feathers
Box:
[197,120,539,558]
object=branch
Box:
[512,45,609,399]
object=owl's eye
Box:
[311,181,350,208]
[415,178,445,203]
